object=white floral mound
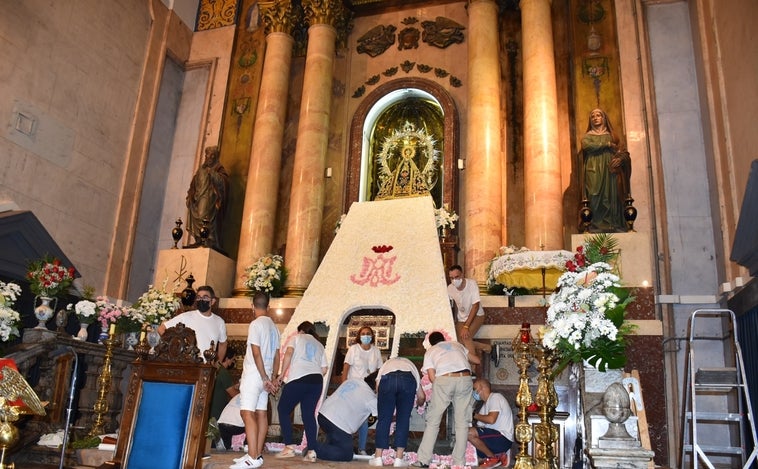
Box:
[283,196,455,362]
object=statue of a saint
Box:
[186,146,229,249]
[376,144,429,200]
[580,108,631,232]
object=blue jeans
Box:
[277,374,323,451]
[358,418,368,451]
[313,413,354,461]
[376,371,416,451]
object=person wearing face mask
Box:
[158,284,228,364]
[447,265,497,370]
[342,326,384,456]
[467,378,513,468]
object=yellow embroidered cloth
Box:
[490,250,573,290]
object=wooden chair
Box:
[100,323,217,469]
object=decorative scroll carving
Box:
[398,26,420,50]
[350,61,464,96]
[303,0,346,27]
[356,24,397,57]
[153,323,204,364]
[421,16,466,48]
[260,0,296,35]
[197,0,238,31]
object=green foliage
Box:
[70,436,101,449]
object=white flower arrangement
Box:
[244,254,286,297]
[67,300,98,324]
[433,204,459,230]
[0,280,22,342]
[541,234,635,372]
[131,281,181,326]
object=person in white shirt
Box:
[342,326,384,455]
[370,357,426,468]
[158,285,227,363]
[230,292,280,469]
[218,394,244,450]
[412,332,480,468]
[447,265,498,370]
[468,378,514,468]
[274,321,328,459]
[305,374,378,463]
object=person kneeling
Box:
[467,378,514,468]
[304,372,378,463]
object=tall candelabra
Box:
[533,344,559,469]
[512,323,535,469]
[88,326,119,437]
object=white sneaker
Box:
[229,454,263,469]
[303,450,317,462]
[394,457,409,467]
[369,456,384,466]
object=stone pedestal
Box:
[22,327,56,343]
[154,248,235,298]
[77,448,114,467]
[581,365,656,468]
[587,446,655,468]
[571,232,653,288]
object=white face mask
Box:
[452,278,463,288]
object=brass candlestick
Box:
[533,345,559,469]
[88,329,119,437]
[135,326,151,360]
[512,323,535,469]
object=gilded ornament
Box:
[197,0,237,31]
[374,123,439,201]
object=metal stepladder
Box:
[680,309,758,468]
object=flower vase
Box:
[34,295,57,329]
[146,324,161,354]
[76,323,90,341]
[98,324,109,344]
[124,331,139,351]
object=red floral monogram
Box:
[350,247,400,287]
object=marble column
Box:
[234,2,295,295]
[284,1,343,295]
[464,0,504,285]
[521,0,563,249]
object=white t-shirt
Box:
[319,379,378,434]
[218,395,244,427]
[447,279,485,322]
[163,310,227,362]
[243,315,280,375]
[377,357,421,391]
[344,343,383,379]
[421,341,471,376]
[284,333,327,382]
[477,392,514,441]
